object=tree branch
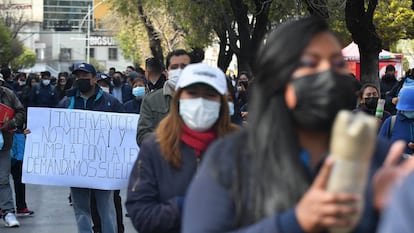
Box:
[137,4,163,61]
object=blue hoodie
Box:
[378,113,414,154]
[57,85,124,112]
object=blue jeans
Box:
[71,187,117,233]
[0,150,15,214]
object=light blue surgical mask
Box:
[228,101,235,116]
[402,111,414,119]
[132,86,146,98]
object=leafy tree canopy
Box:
[0,20,13,66]
[374,0,414,50]
[10,47,36,72]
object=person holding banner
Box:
[0,75,26,227]
[126,63,239,233]
[57,62,124,233]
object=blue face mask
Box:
[132,86,146,97]
[402,111,414,119]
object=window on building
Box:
[85,48,95,59]
[108,48,118,60]
[90,48,95,58]
[59,48,72,61]
[35,49,43,60]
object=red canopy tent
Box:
[341,42,403,80]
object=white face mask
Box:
[228,101,235,116]
[179,98,221,132]
[101,87,110,93]
[167,69,183,88]
[42,79,50,86]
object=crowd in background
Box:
[1,15,414,233]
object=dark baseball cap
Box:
[41,71,51,77]
[97,73,109,81]
[72,63,97,76]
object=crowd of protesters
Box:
[1,15,414,233]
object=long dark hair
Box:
[233,16,333,225]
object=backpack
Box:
[388,115,397,138]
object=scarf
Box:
[181,124,216,157]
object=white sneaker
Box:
[4,213,20,227]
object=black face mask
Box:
[76,79,92,93]
[290,70,356,132]
[364,97,379,110]
[113,78,122,87]
[382,74,396,82]
[240,81,248,89]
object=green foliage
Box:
[10,47,35,71]
[0,20,13,66]
[115,21,146,64]
[89,58,106,73]
[109,0,190,65]
[326,7,353,46]
[374,0,414,50]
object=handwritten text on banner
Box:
[22,107,140,190]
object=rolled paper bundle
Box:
[327,110,378,233]
[375,99,385,118]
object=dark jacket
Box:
[353,105,391,130]
[182,129,390,233]
[378,113,414,154]
[28,83,59,107]
[0,86,26,151]
[123,98,142,114]
[57,85,124,112]
[126,135,200,233]
[148,75,166,92]
[112,83,134,104]
[380,78,398,114]
[385,77,414,115]
[136,88,172,146]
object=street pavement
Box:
[2,183,136,233]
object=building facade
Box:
[11,0,132,76]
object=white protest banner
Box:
[22,107,140,190]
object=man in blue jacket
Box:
[27,71,59,107]
[379,86,414,154]
[57,63,124,233]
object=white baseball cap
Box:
[175,63,227,95]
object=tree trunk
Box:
[138,5,164,62]
[229,0,251,73]
[303,0,329,18]
[229,0,270,73]
[345,0,381,88]
[250,0,271,68]
[214,25,234,72]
